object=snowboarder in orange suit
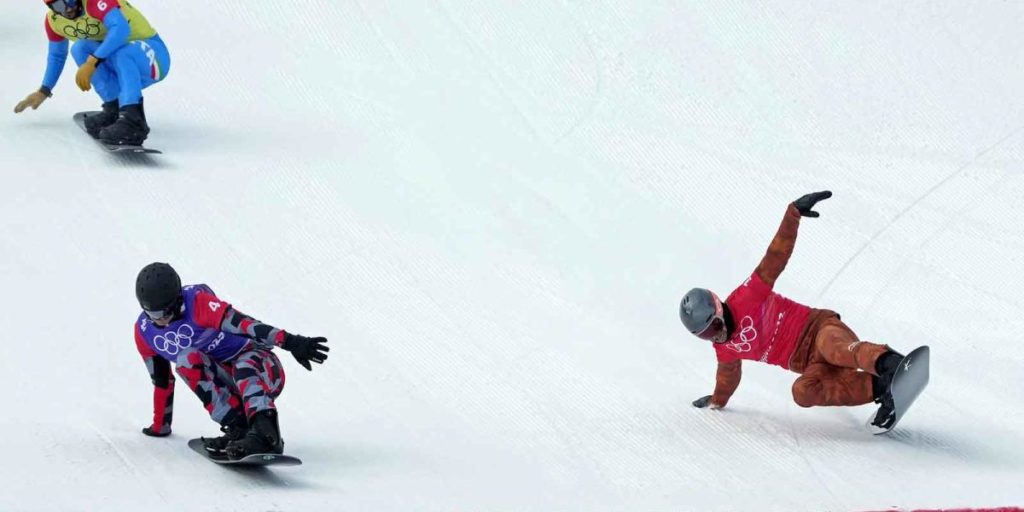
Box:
[681,191,904,428]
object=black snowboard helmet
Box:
[679,287,728,343]
[136,262,183,320]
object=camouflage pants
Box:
[791,316,888,407]
[175,348,286,426]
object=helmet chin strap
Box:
[713,302,735,343]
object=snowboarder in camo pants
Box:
[133,263,329,459]
[680,191,905,430]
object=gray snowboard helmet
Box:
[679,287,728,343]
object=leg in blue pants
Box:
[70,35,171,106]
[72,35,170,143]
[70,40,118,103]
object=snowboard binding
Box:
[867,346,930,435]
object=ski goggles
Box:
[691,293,728,343]
[694,313,728,343]
[143,296,183,321]
[143,307,174,321]
[46,0,79,15]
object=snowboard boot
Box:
[83,100,119,138]
[98,99,150,146]
[225,410,284,460]
[200,416,249,456]
[870,350,904,429]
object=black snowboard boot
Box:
[98,99,150,146]
[870,350,904,429]
[200,416,249,456]
[83,100,119,138]
[225,410,284,460]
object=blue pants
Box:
[71,35,171,106]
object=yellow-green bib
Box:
[46,1,156,42]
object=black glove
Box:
[793,190,832,217]
[692,395,713,408]
[282,333,329,371]
[142,426,171,437]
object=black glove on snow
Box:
[793,190,832,217]
[142,426,171,437]
[692,395,713,408]
[282,333,329,371]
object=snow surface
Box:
[2,1,1024,511]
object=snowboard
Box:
[187,438,302,467]
[868,345,930,435]
[73,112,162,154]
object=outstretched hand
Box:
[793,190,832,217]
[14,90,48,114]
[282,333,329,371]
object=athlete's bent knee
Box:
[174,348,205,367]
[792,380,819,408]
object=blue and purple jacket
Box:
[133,284,288,434]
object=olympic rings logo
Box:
[153,324,195,355]
[61,18,102,39]
[727,316,757,353]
